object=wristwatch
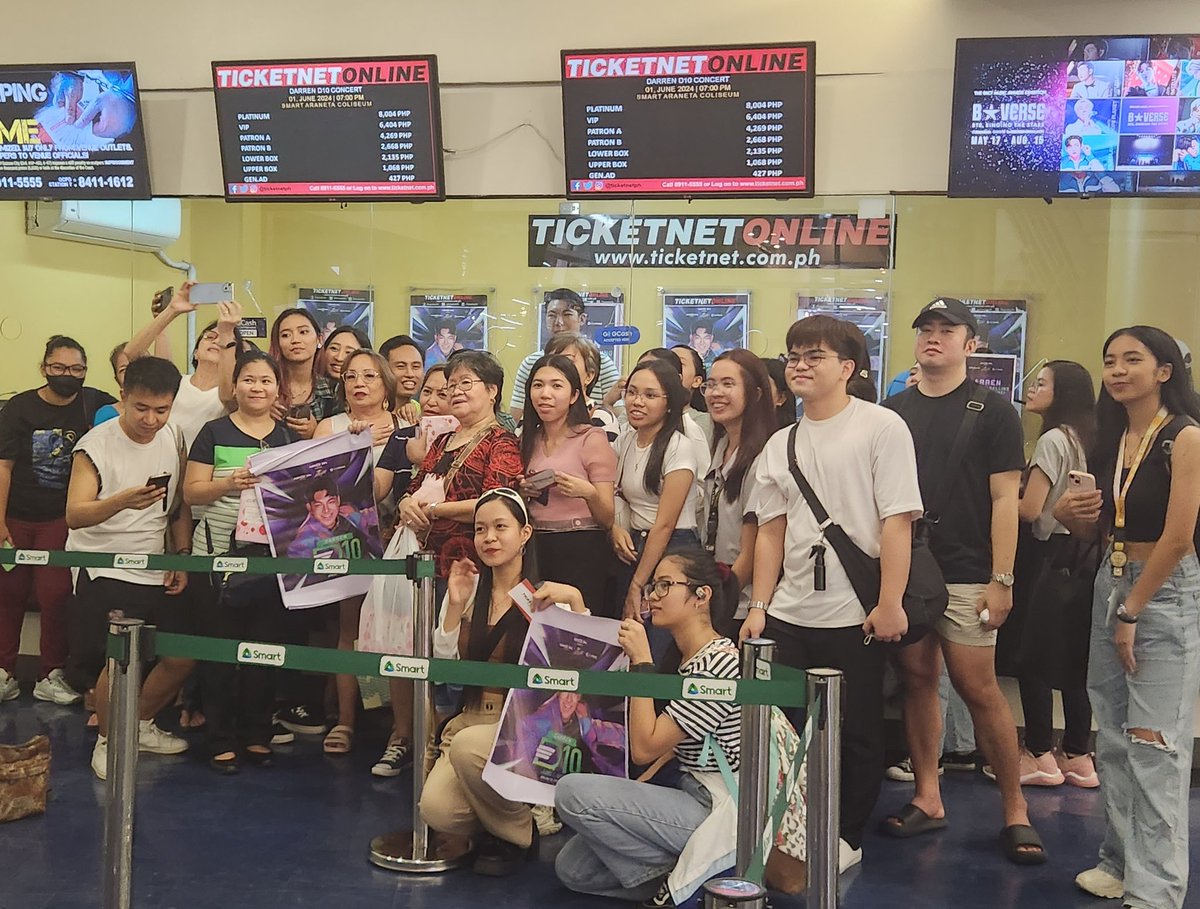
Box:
[1116,604,1139,624]
[990,572,1015,588]
[750,600,768,612]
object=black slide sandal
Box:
[880,803,947,839]
[1000,824,1047,865]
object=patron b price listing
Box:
[212,56,445,201]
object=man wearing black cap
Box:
[881,298,1046,864]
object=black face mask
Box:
[46,375,84,398]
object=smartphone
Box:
[189,282,234,305]
[147,474,171,511]
[526,468,557,492]
[1068,470,1097,493]
[419,414,458,445]
[288,403,313,421]
[151,286,174,314]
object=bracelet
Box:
[429,502,438,519]
[1116,604,1139,624]
[750,601,768,613]
[630,662,656,673]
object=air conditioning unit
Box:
[25,198,182,252]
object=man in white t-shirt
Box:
[65,356,196,780]
[741,316,923,874]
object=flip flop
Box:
[323,724,354,754]
[880,803,947,839]
[1000,824,1047,866]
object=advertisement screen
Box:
[949,35,1200,197]
[561,43,815,198]
[0,64,150,199]
[213,56,445,201]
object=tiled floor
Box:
[1,696,1196,909]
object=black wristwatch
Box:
[630,662,656,673]
[1116,604,1139,624]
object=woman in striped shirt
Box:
[554,547,741,907]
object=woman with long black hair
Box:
[1055,327,1200,909]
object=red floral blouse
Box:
[405,424,522,577]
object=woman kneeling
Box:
[555,548,739,907]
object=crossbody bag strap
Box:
[785,423,832,528]
[923,382,988,524]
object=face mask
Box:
[46,375,84,397]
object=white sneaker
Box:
[33,669,83,705]
[838,838,862,874]
[92,736,108,781]
[0,668,20,702]
[1075,866,1123,899]
[138,719,188,755]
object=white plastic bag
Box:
[357,526,419,655]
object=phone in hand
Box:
[526,468,557,492]
[151,286,174,314]
[189,282,235,305]
[147,474,171,511]
[288,403,313,421]
[1068,470,1097,493]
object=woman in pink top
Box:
[519,354,617,614]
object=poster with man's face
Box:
[662,293,750,368]
[410,295,489,370]
[296,288,374,344]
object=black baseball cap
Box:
[912,297,979,335]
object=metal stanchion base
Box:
[368,829,473,873]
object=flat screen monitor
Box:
[560,43,815,199]
[212,56,445,201]
[0,63,150,200]
[949,35,1200,197]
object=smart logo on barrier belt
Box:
[683,678,738,701]
[237,643,286,667]
[213,557,248,573]
[113,554,149,569]
[15,550,49,565]
[313,559,349,575]
[379,656,428,679]
[528,669,579,691]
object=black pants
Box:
[198,576,289,756]
[535,529,612,618]
[764,617,884,851]
[1018,674,1092,756]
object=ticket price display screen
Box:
[561,43,815,198]
[0,63,150,200]
[949,34,1200,197]
[212,56,445,201]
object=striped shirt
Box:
[666,636,741,771]
[509,348,620,409]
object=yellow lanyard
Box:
[1110,406,1169,576]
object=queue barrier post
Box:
[735,637,775,890]
[103,617,150,909]
[805,668,843,909]
[369,551,470,873]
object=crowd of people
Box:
[1,283,1198,909]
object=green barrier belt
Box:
[118,632,808,707]
[0,547,434,579]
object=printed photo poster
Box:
[483,608,629,807]
[662,293,750,368]
[410,294,489,370]
[968,353,1021,407]
[535,289,625,370]
[296,287,375,344]
[250,431,382,609]
[960,298,1028,404]
[796,295,890,400]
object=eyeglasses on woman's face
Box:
[342,370,381,384]
[44,363,87,377]
[641,578,697,601]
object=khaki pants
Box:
[419,694,532,847]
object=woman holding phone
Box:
[519,354,616,614]
[268,308,343,440]
[1054,327,1200,909]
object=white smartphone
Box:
[189,282,234,305]
[1068,470,1097,493]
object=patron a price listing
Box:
[0,63,151,200]
[212,56,445,201]
[560,43,815,199]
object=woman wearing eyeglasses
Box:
[612,359,699,621]
[398,351,522,581]
[0,335,117,707]
[421,487,588,876]
[313,348,402,756]
[701,351,778,619]
[555,546,741,907]
[183,351,296,773]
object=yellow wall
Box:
[3,195,1198,408]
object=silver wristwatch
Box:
[990,572,1015,588]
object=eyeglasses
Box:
[702,379,739,393]
[44,363,87,377]
[445,377,480,394]
[641,578,697,600]
[624,387,664,403]
[342,371,381,383]
[784,351,839,369]
[200,330,220,342]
